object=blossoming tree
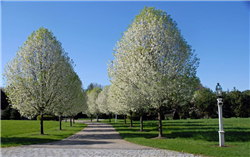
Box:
[3,27,77,134]
[108,7,199,137]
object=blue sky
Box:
[1,1,249,92]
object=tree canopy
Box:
[108,7,199,137]
[3,27,85,134]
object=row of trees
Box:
[4,7,248,138]
[3,27,86,134]
[80,7,200,138]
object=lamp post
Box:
[215,83,225,147]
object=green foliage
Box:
[10,108,21,120]
[190,110,199,119]
[86,83,102,92]
[1,120,87,147]
[223,88,250,118]
[104,118,250,157]
[1,88,9,110]
[1,106,21,120]
[172,111,180,120]
[37,115,59,121]
[1,106,11,120]
[127,112,140,121]
[192,88,217,118]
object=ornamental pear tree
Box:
[86,87,102,122]
[51,63,86,129]
[3,27,74,134]
[96,85,112,122]
[108,80,149,130]
[66,75,86,127]
[108,7,199,137]
[107,84,129,116]
[107,83,143,128]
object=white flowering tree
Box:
[86,87,102,122]
[108,7,199,137]
[3,27,73,134]
[65,89,86,126]
[51,64,86,129]
[107,83,140,127]
[96,85,112,122]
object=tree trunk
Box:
[97,115,99,122]
[130,111,133,127]
[91,115,92,122]
[59,115,62,130]
[40,113,44,134]
[140,110,143,132]
[70,116,72,127]
[109,113,111,122]
[65,116,67,122]
[158,108,163,138]
[124,115,126,124]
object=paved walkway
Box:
[1,121,199,157]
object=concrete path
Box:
[20,122,152,149]
[1,121,199,157]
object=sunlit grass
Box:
[1,120,87,147]
[104,118,250,157]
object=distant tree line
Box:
[174,87,250,119]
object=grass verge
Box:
[103,118,250,157]
[1,120,87,147]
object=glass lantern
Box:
[216,83,222,98]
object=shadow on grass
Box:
[119,130,250,142]
[1,137,59,147]
[110,122,250,142]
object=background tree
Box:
[223,88,249,118]
[86,87,102,121]
[225,88,242,117]
[241,90,250,117]
[1,106,11,120]
[1,88,9,110]
[191,88,217,118]
[108,7,199,137]
[108,83,143,128]
[86,83,102,92]
[96,85,112,122]
[3,27,74,134]
[51,64,86,130]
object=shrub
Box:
[37,115,59,121]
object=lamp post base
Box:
[218,131,225,147]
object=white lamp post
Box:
[215,83,225,147]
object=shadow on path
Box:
[20,121,153,149]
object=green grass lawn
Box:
[1,120,87,147]
[104,118,250,157]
